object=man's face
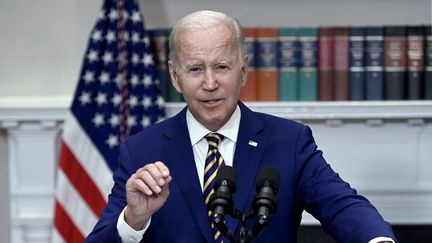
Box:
[168,24,248,131]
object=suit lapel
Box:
[162,108,213,242]
[226,102,267,234]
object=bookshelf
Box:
[144,0,432,102]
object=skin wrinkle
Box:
[176,32,237,69]
[172,21,243,67]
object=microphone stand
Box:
[214,208,268,243]
[213,213,235,242]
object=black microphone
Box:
[208,165,237,224]
[253,165,280,225]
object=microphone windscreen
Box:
[215,165,237,190]
[256,165,280,191]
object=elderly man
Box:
[86,10,396,243]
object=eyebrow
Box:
[217,59,234,66]
[186,58,235,66]
[183,60,202,67]
[179,56,237,70]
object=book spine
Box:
[149,29,167,99]
[298,27,318,101]
[384,26,407,100]
[278,28,298,101]
[365,27,384,100]
[318,27,335,101]
[334,27,350,100]
[407,26,425,100]
[240,28,258,101]
[256,28,279,101]
[150,28,183,102]
[349,27,366,100]
[425,26,432,99]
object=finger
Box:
[136,169,162,193]
[165,175,172,184]
[162,176,172,189]
[128,174,153,196]
[144,163,168,187]
[154,161,170,178]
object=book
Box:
[298,27,318,101]
[349,27,366,100]
[365,27,385,100]
[318,27,335,101]
[407,26,425,100]
[333,27,349,100]
[240,28,258,101]
[384,26,407,100]
[256,28,279,101]
[149,28,183,102]
[425,26,432,99]
[278,27,299,101]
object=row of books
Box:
[148,26,432,102]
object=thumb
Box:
[160,176,171,198]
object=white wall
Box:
[0,0,430,98]
[0,0,101,97]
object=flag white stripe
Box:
[51,228,66,243]
[62,111,113,200]
[56,169,99,237]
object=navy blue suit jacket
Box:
[86,102,395,243]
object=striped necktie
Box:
[203,132,225,242]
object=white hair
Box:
[168,10,246,65]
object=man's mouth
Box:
[202,99,223,106]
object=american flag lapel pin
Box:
[248,140,258,147]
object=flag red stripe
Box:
[59,141,107,217]
[54,201,85,243]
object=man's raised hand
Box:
[124,161,172,230]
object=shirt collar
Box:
[186,105,241,146]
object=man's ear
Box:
[241,55,249,87]
[168,60,182,93]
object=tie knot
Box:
[205,132,224,148]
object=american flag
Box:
[52,0,165,242]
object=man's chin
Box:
[200,116,226,131]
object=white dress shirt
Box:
[115,105,393,243]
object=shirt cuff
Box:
[368,237,395,243]
[116,206,151,243]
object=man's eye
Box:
[216,65,230,71]
[189,67,201,72]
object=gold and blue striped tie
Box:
[203,132,225,242]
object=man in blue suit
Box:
[86,10,396,243]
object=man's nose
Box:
[203,69,218,90]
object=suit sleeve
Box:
[85,144,135,243]
[295,125,396,243]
